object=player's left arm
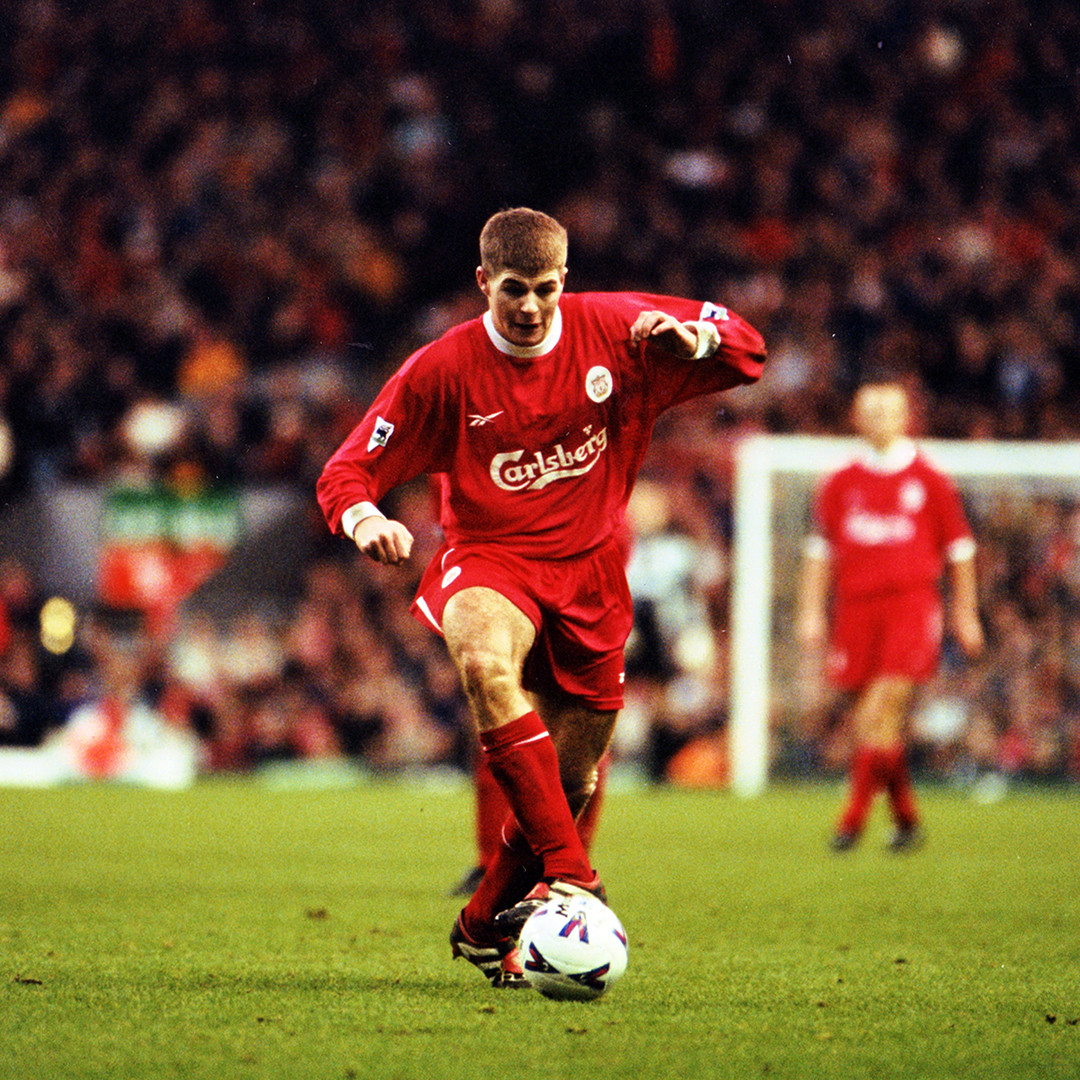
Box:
[945,547,984,658]
[628,310,704,358]
[622,295,765,406]
[930,467,985,659]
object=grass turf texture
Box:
[1,778,1077,1079]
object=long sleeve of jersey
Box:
[317,292,765,558]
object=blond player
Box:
[797,379,984,851]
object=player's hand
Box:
[951,610,985,659]
[795,609,828,651]
[629,310,699,358]
[353,516,414,566]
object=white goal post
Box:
[729,435,1080,797]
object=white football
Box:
[518,893,628,1001]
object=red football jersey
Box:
[810,442,975,599]
[317,292,765,558]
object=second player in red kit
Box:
[797,380,984,852]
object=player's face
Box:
[477,265,566,348]
[852,385,910,449]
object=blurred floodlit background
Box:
[0,0,1077,792]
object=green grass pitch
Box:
[1,776,1077,1079]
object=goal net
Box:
[729,435,1080,796]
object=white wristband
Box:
[802,534,831,560]
[947,537,976,563]
[342,502,385,541]
[690,321,721,359]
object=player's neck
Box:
[857,437,916,473]
[483,307,563,358]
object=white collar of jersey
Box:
[855,438,917,474]
[483,307,563,358]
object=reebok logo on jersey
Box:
[367,416,394,452]
[489,428,608,491]
[468,411,505,427]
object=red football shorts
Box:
[825,586,943,691]
[411,537,632,710]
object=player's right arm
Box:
[796,537,832,650]
[316,348,449,564]
[796,476,836,651]
[350,513,414,566]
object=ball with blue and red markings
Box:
[518,892,628,1001]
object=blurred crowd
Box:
[0,0,1078,786]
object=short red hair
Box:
[479,208,568,277]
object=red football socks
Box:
[472,749,608,870]
[838,746,881,836]
[838,745,919,835]
[472,754,510,871]
[463,825,540,941]
[882,745,919,829]
[476,711,593,883]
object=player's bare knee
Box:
[453,646,519,714]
